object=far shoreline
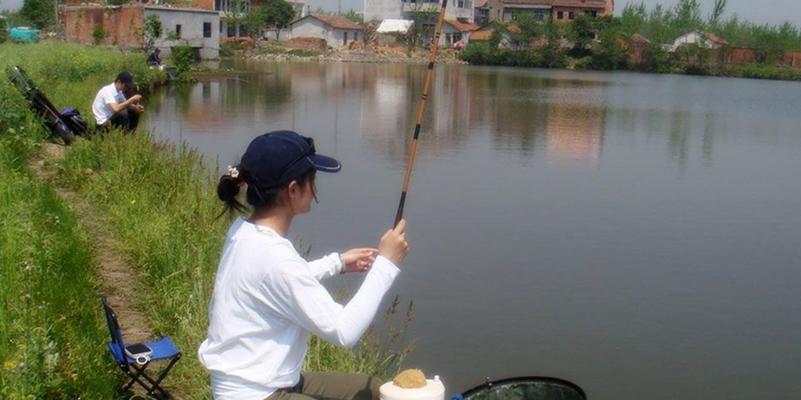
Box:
[216,46,801,82]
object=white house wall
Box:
[145,8,220,59]
[329,28,361,48]
[366,0,475,23]
[291,17,328,39]
[292,18,360,49]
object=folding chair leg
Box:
[122,362,152,392]
[146,355,181,398]
[128,355,180,399]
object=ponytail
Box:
[217,165,247,215]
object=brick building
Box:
[61,4,220,59]
[486,0,613,23]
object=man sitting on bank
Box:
[147,48,162,66]
[92,71,144,133]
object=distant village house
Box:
[364,0,475,24]
[61,3,220,59]
[669,30,728,52]
[442,18,480,47]
[290,14,362,49]
[486,0,614,23]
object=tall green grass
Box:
[0,42,162,398]
[0,121,118,398]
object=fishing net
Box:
[460,377,586,400]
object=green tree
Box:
[243,9,264,39]
[144,15,162,51]
[540,19,567,68]
[0,17,7,43]
[708,0,726,28]
[405,10,437,53]
[20,0,54,29]
[568,14,595,56]
[222,0,249,38]
[671,0,703,33]
[262,0,295,39]
[509,13,541,49]
[591,26,627,70]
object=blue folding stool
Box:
[101,296,182,399]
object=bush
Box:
[0,17,7,44]
[20,0,54,29]
[286,48,321,57]
[144,15,162,51]
[91,23,105,45]
[590,37,628,70]
[461,42,490,64]
[723,64,801,80]
[573,56,593,70]
[170,45,195,81]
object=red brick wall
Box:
[726,48,757,64]
[62,5,144,49]
[782,51,801,68]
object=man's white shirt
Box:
[92,83,126,125]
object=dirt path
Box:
[29,143,153,347]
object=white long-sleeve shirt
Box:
[198,218,400,400]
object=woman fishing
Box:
[198,130,409,400]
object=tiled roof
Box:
[502,0,608,7]
[445,19,480,32]
[503,0,553,5]
[474,0,489,7]
[470,30,493,41]
[705,32,728,45]
[311,14,362,30]
[552,0,608,7]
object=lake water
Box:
[145,61,801,400]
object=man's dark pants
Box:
[98,109,140,133]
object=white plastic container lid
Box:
[379,378,445,400]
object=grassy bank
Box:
[0,135,119,399]
[2,42,411,398]
[0,71,120,397]
[0,42,160,397]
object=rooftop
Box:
[309,14,362,30]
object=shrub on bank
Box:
[722,64,801,81]
[171,45,195,81]
[461,42,568,69]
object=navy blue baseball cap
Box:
[240,130,341,190]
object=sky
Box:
[2,0,799,26]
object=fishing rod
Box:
[394,0,448,227]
